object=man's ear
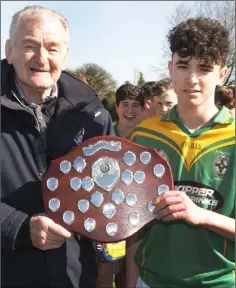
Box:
[168,60,173,77]
[115,104,119,114]
[5,39,13,64]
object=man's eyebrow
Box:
[22,37,38,43]
[23,37,61,46]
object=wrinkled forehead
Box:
[16,16,69,45]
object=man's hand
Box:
[153,191,206,226]
[29,214,72,250]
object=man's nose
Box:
[35,47,48,65]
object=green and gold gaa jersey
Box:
[130,106,235,288]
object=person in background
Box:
[139,79,177,121]
[113,83,144,138]
[1,5,114,288]
[127,17,235,288]
[96,83,144,288]
[215,85,235,117]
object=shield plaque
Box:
[42,136,174,243]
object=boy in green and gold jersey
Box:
[126,18,235,288]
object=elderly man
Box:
[1,5,114,288]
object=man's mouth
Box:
[30,68,49,72]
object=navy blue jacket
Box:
[1,59,114,288]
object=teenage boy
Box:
[127,17,235,288]
[114,83,144,138]
[139,79,177,121]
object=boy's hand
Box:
[152,191,206,226]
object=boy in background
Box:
[139,79,177,121]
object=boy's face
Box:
[168,53,227,109]
[153,89,177,116]
[116,99,142,128]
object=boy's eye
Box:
[200,68,212,72]
[177,65,187,69]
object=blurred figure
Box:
[139,78,177,121]
[154,78,177,116]
[139,81,157,121]
[215,85,235,117]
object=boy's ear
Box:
[168,60,173,77]
[145,99,152,109]
[219,66,228,81]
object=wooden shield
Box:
[42,136,174,243]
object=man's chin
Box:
[29,80,54,90]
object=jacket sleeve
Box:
[1,202,33,252]
[102,108,115,136]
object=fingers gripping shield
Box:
[42,136,174,242]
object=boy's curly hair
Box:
[155,78,173,97]
[215,85,235,109]
[115,84,144,107]
[168,18,229,66]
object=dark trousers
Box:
[97,258,125,288]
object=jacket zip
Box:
[11,90,40,131]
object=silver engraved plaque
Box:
[126,193,137,207]
[60,160,71,174]
[82,140,121,156]
[106,223,118,237]
[63,211,75,225]
[121,170,133,186]
[140,151,151,165]
[129,213,140,227]
[103,203,116,219]
[82,177,94,192]
[48,198,60,212]
[78,199,89,213]
[84,218,96,232]
[70,177,82,191]
[153,164,165,178]
[147,201,155,213]
[47,177,58,191]
[158,184,169,195]
[73,157,86,173]
[134,171,145,184]
[123,151,136,166]
[112,189,125,205]
[90,191,104,207]
[91,157,120,192]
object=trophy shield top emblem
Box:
[42,136,174,243]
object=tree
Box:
[158,1,235,85]
[137,72,145,87]
[72,63,117,99]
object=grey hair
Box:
[9,5,70,43]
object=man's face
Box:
[153,89,177,116]
[168,53,227,109]
[5,16,69,90]
[116,99,142,128]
